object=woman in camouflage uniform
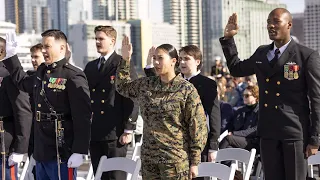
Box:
[115,36,208,179]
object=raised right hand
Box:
[4,30,18,59]
[146,46,156,66]
[121,35,132,61]
[224,13,239,39]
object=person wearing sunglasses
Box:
[219,85,259,152]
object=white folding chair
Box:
[218,130,229,142]
[94,156,141,180]
[308,151,320,178]
[127,142,142,180]
[20,155,36,180]
[253,159,264,180]
[19,155,29,180]
[131,142,142,161]
[215,148,256,180]
[86,164,94,180]
[197,162,237,180]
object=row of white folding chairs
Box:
[128,144,256,180]
[19,147,255,180]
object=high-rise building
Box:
[68,20,131,68]
[31,0,49,33]
[128,20,179,73]
[68,0,92,24]
[48,0,69,35]
[5,0,50,33]
[5,0,32,33]
[92,0,137,20]
[202,0,285,74]
[5,0,49,34]
[137,0,152,20]
[291,13,304,45]
[163,0,202,50]
[304,0,320,53]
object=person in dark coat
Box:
[0,37,32,179]
[220,85,259,151]
[83,25,139,180]
[220,8,320,180]
[2,30,91,180]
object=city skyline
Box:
[0,0,305,22]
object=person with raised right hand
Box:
[116,36,208,179]
[220,9,320,180]
[1,30,91,180]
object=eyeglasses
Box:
[243,94,252,98]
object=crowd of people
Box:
[0,7,319,180]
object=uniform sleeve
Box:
[67,71,91,154]
[185,88,208,166]
[6,77,32,154]
[122,61,139,131]
[208,95,221,150]
[306,51,320,146]
[219,37,256,77]
[3,55,34,94]
[115,59,144,100]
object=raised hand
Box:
[224,13,239,39]
[146,46,156,66]
[121,35,132,61]
[3,30,18,60]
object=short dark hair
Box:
[156,44,180,73]
[30,43,43,53]
[94,25,117,39]
[41,29,67,42]
[179,45,203,70]
[157,44,179,60]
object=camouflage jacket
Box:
[116,59,207,165]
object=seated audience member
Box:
[217,86,234,134]
[219,85,259,151]
[245,75,257,87]
[225,80,239,106]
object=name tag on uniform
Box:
[48,77,67,90]
[284,62,299,80]
[0,77,3,87]
[255,61,262,64]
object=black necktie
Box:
[98,57,106,71]
[270,49,280,67]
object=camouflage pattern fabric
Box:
[141,160,190,179]
[115,59,208,166]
